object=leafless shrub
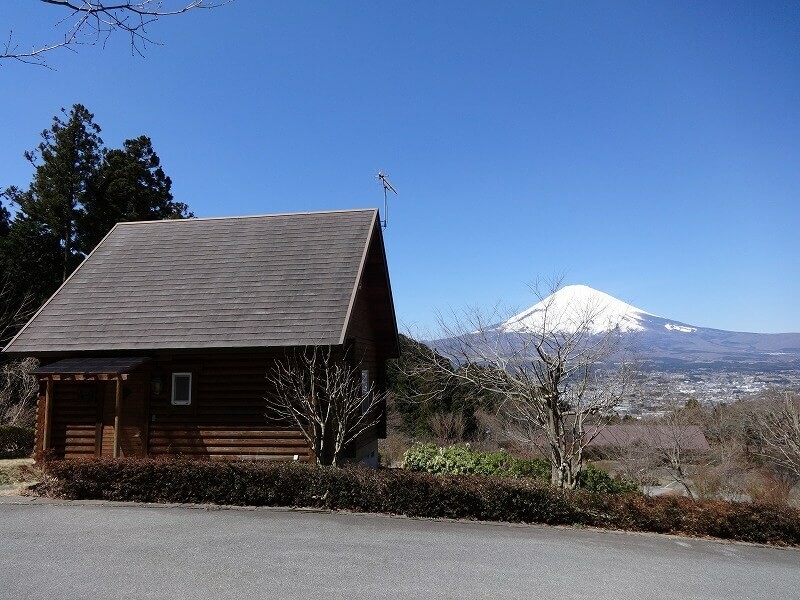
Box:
[265,346,384,467]
[744,469,795,506]
[612,441,660,490]
[379,432,411,468]
[691,459,750,502]
[753,391,800,479]
[428,411,467,445]
[640,408,714,500]
[0,278,34,348]
[471,408,504,450]
[0,358,40,428]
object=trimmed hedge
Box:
[402,443,639,494]
[41,458,800,546]
[0,425,35,459]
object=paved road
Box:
[0,498,798,600]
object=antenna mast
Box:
[376,171,398,229]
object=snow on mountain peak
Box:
[499,285,653,335]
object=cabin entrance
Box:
[36,357,151,459]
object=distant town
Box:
[621,365,800,416]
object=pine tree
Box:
[1,104,193,312]
[79,135,191,253]
[19,104,103,282]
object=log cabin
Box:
[2,209,399,466]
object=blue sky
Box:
[2,1,798,333]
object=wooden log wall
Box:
[344,226,396,450]
[49,381,97,458]
[147,350,314,461]
[34,388,45,459]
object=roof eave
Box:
[2,222,123,355]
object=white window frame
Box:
[171,372,192,406]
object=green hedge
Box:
[0,425,35,459]
[402,444,638,494]
[40,458,800,546]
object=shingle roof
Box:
[4,209,380,353]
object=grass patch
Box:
[0,458,40,491]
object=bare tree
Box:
[0,357,40,427]
[421,279,635,489]
[754,391,800,479]
[611,440,660,491]
[639,407,710,500]
[2,1,231,68]
[0,278,38,427]
[0,278,34,349]
[265,346,384,467]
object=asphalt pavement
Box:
[0,497,798,599]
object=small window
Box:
[171,373,192,406]
[361,369,370,414]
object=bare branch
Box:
[753,391,800,479]
[416,279,637,489]
[265,346,384,467]
[1,1,232,68]
[0,358,40,427]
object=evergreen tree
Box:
[0,197,63,309]
[18,104,103,282]
[0,103,192,313]
[387,334,499,438]
[79,135,192,253]
[0,201,10,238]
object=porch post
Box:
[42,378,53,452]
[113,377,122,458]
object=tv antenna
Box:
[376,171,398,229]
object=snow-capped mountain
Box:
[491,285,800,370]
[500,284,652,334]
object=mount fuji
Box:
[490,285,800,371]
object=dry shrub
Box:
[0,358,39,427]
[691,460,750,502]
[429,412,466,445]
[612,442,660,490]
[745,469,795,506]
[379,432,411,467]
[471,408,504,450]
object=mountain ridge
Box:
[487,285,800,370]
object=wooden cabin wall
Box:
[147,350,313,461]
[35,292,395,464]
[119,376,148,458]
[34,338,392,462]
[345,227,396,449]
[344,256,393,457]
[34,388,45,458]
[49,381,97,459]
